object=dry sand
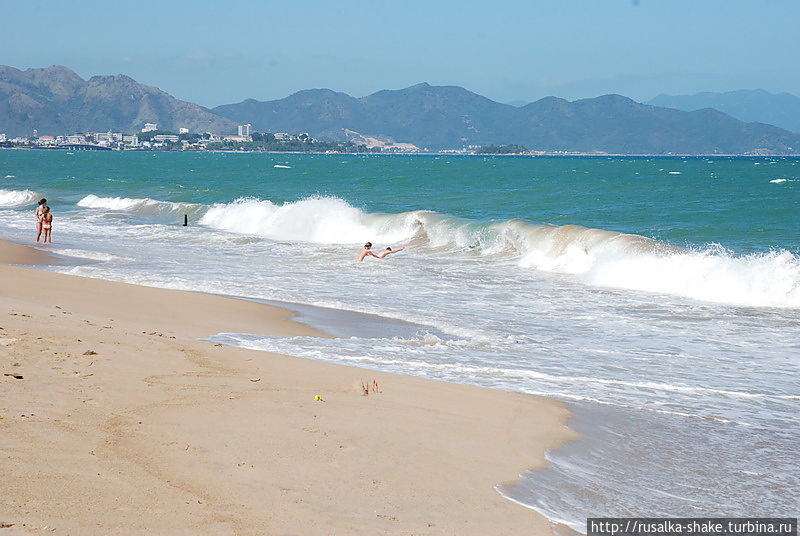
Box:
[0,240,576,535]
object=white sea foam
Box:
[273,164,292,168]
[579,247,800,308]
[68,193,800,309]
[381,212,800,308]
[0,189,41,207]
[199,196,413,244]
[77,194,205,218]
[770,178,788,183]
[50,248,135,262]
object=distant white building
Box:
[238,124,252,137]
[123,135,140,147]
[207,133,251,143]
[66,134,86,144]
[0,134,6,142]
[179,127,189,134]
[153,134,179,143]
[142,123,158,133]
[94,132,122,145]
[222,134,251,143]
[273,132,290,141]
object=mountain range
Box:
[647,89,800,133]
[2,65,799,154]
[0,65,235,137]
[213,84,800,153]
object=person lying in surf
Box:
[376,246,404,258]
[355,242,379,262]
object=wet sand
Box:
[0,239,575,535]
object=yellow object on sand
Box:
[313,395,324,402]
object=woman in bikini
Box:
[35,198,47,243]
[41,206,53,243]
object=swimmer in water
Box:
[355,242,378,262]
[376,246,404,258]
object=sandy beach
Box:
[0,240,575,535]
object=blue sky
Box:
[4,0,799,107]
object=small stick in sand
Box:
[360,379,381,395]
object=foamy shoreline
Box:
[0,239,575,535]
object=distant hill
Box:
[647,89,800,133]
[2,65,798,154]
[215,84,800,154]
[517,94,800,154]
[0,65,236,136]
[214,83,518,150]
[213,89,365,143]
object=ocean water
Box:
[1,150,798,528]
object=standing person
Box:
[41,206,53,243]
[35,198,47,243]
[355,242,378,262]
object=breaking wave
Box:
[0,189,41,207]
[77,194,205,218]
[75,193,800,308]
[198,196,406,243]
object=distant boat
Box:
[273,164,292,169]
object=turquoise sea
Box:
[1,150,798,528]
